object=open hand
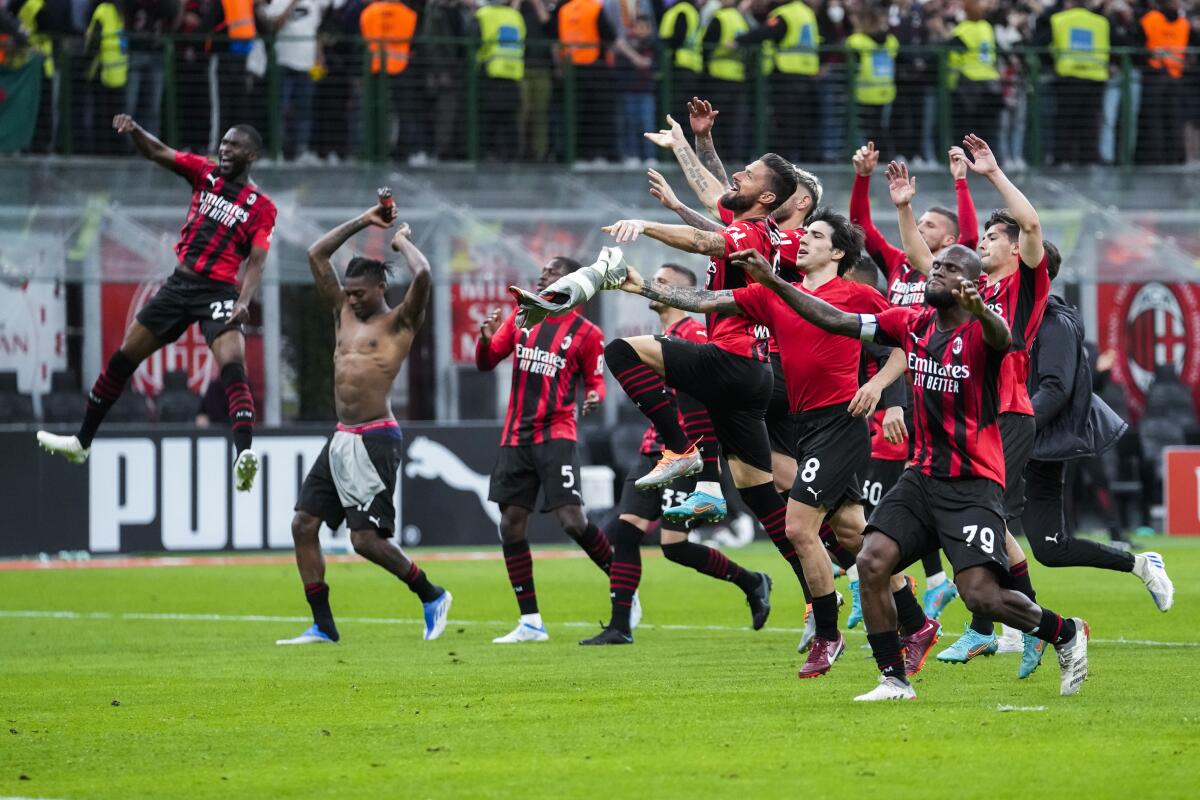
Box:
[647,168,680,210]
[688,98,719,137]
[885,161,916,207]
[848,380,882,417]
[852,141,878,177]
[962,134,1000,176]
[602,219,647,243]
[479,308,503,340]
[948,146,969,180]
[952,277,988,316]
[643,114,687,149]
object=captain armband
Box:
[857,314,878,342]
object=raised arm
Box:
[648,168,724,232]
[962,134,1043,267]
[390,223,432,332]
[113,113,177,169]
[729,249,863,338]
[850,142,907,267]
[688,98,732,189]
[602,219,726,257]
[886,161,934,275]
[618,264,739,314]
[952,277,1011,351]
[306,203,395,312]
[644,115,725,215]
[475,309,517,371]
[949,146,979,249]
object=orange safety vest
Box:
[558,0,603,66]
[360,1,418,75]
[1142,10,1189,78]
[220,0,256,40]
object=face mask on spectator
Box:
[827,3,844,24]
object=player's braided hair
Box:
[759,153,799,213]
[346,257,394,284]
[806,206,865,276]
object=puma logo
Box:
[1045,533,1060,544]
[206,173,218,186]
[404,436,500,525]
[807,486,821,500]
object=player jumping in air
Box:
[581,263,772,646]
[728,245,1091,701]
[278,195,451,645]
[37,115,275,492]
[477,258,614,644]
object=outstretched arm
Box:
[644,115,725,214]
[886,161,934,275]
[618,264,739,314]
[962,134,1043,267]
[729,249,863,338]
[602,219,726,257]
[648,168,724,232]
[306,203,395,312]
[688,98,732,189]
[390,223,432,332]
[113,113,177,170]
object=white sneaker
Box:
[275,624,336,645]
[997,624,1024,653]
[854,675,916,702]
[1134,552,1174,612]
[234,449,258,492]
[493,620,549,643]
[1054,618,1090,696]
[36,431,89,464]
[630,592,643,630]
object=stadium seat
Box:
[157,370,199,423]
[107,390,151,424]
[42,370,82,424]
[0,370,36,423]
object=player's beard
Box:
[925,286,956,308]
[721,190,755,212]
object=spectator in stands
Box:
[14,0,59,152]
[1099,0,1143,165]
[360,0,419,160]
[946,0,1002,150]
[657,0,702,121]
[312,0,363,161]
[995,1,1031,168]
[888,0,931,164]
[214,0,259,137]
[1036,0,1110,166]
[1137,0,1189,165]
[613,13,655,165]
[420,0,469,161]
[816,0,851,160]
[1184,2,1200,164]
[557,0,617,162]
[739,0,822,165]
[473,0,525,161]
[847,5,897,159]
[700,0,748,159]
[176,0,219,152]
[255,0,328,162]
[516,0,554,162]
[83,0,126,155]
[124,0,181,140]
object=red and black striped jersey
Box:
[639,316,715,455]
[860,345,909,462]
[979,252,1050,416]
[703,211,780,362]
[171,153,276,285]
[867,306,1009,486]
[476,309,606,446]
[717,201,801,354]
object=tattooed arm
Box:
[688,98,732,189]
[602,219,727,257]
[308,206,392,312]
[618,264,740,314]
[644,115,725,215]
[729,249,864,338]
[648,168,724,232]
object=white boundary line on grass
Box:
[1,610,1197,648]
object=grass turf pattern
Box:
[1,537,1197,799]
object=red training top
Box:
[979,252,1051,416]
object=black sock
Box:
[605,339,688,453]
[1009,559,1036,602]
[661,540,759,593]
[607,519,643,633]
[502,540,538,615]
[811,592,839,640]
[304,581,340,641]
[818,522,856,571]
[867,631,907,682]
[969,615,994,636]
[893,582,928,636]
[570,522,613,574]
[221,362,255,454]
[79,351,137,448]
[740,481,809,597]
[1030,607,1077,646]
[921,550,944,578]
[401,562,443,603]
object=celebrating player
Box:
[37,115,275,491]
[477,258,613,644]
[278,197,452,645]
[727,245,1091,701]
[581,264,772,645]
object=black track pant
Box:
[1022,459,1135,572]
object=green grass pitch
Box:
[1,537,1197,799]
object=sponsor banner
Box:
[0,280,67,395]
[1098,282,1200,421]
[450,278,518,364]
[1164,446,1200,536]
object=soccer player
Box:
[278,197,452,645]
[1022,244,1174,609]
[581,264,772,645]
[726,245,1091,701]
[849,140,979,618]
[601,156,822,649]
[37,114,274,491]
[888,138,1053,674]
[477,259,613,643]
[614,210,935,679]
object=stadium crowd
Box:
[3,0,1200,164]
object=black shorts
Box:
[766,353,796,458]
[788,403,869,510]
[999,412,1036,522]
[867,468,1009,576]
[659,337,773,472]
[862,457,906,517]
[136,269,243,347]
[618,453,697,531]
[488,440,583,512]
[295,428,403,535]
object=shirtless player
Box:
[277,194,452,645]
